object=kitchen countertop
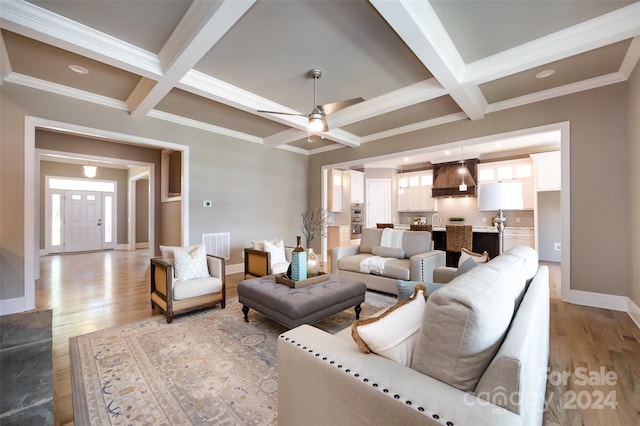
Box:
[395,224,534,233]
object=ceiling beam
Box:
[127,0,256,117]
[328,78,447,128]
[370,0,486,120]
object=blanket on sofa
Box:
[381,228,404,248]
[359,256,391,274]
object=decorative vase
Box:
[290,236,307,281]
[306,247,320,277]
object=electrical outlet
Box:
[516,217,521,223]
[482,217,486,223]
[554,242,561,251]
[203,200,212,207]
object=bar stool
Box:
[445,225,473,267]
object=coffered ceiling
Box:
[1,0,639,160]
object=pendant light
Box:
[398,164,405,195]
[83,162,97,178]
[459,147,467,192]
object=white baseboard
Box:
[0,297,32,316]
[628,298,640,329]
[226,262,244,275]
[569,290,629,311]
[569,290,640,330]
[135,242,149,249]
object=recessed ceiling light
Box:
[495,142,502,147]
[68,64,89,74]
[444,150,451,156]
[535,69,555,79]
[403,157,410,162]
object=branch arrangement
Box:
[299,206,329,248]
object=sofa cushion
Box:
[380,258,411,280]
[458,248,489,266]
[402,231,432,258]
[372,245,405,259]
[359,228,383,254]
[503,246,538,280]
[338,253,374,273]
[173,244,210,281]
[411,262,525,392]
[351,284,426,366]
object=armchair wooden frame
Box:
[150,254,226,323]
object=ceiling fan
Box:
[257,68,364,141]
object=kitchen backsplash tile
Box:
[397,196,534,228]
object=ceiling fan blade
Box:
[257,110,306,117]
[318,97,365,115]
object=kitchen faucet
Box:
[431,213,442,228]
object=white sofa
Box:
[331,227,445,295]
[278,246,549,425]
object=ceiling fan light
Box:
[308,115,324,133]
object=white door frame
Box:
[14,116,189,315]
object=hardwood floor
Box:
[36,251,639,425]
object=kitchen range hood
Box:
[432,158,479,197]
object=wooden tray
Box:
[275,273,329,288]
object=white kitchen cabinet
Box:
[397,170,436,212]
[328,169,343,212]
[503,228,534,251]
[478,158,534,209]
[531,151,561,191]
[349,170,364,204]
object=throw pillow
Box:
[398,280,444,300]
[351,284,427,366]
[458,247,489,267]
[455,257,478,277]
[173,244,210,281]
[264,239,287,267]
[396,280,420,301]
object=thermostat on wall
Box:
[203,200,212,207]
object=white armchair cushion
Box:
[173,276,223,300]
[174,244,210,281]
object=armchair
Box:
[151,248,226,323]
[244,239,293,279]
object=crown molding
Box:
[0,0,162,78]
[5,72,129,110]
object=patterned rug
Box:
[70,291,395,425]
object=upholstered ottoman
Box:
[237,274,367,329]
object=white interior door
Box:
[64,190,102,252]
[366,179,391,228]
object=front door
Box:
[64,190,102,252]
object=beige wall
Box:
[629,62,640,307]
[309,83,631,297]
[0,83,308,305]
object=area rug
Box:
[70,291,395,425]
